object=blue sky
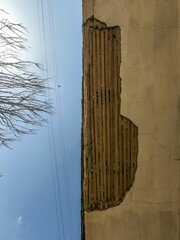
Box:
[0,0,82,239]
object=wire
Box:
[47,0,75,239]
[37,1,66,239]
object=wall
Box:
[82,17,139,213]
[82,1,180,240]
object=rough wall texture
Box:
[82,17,138,213]
[82,1,180,240]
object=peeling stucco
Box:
[82,16,139,238]
[82,16,138,211]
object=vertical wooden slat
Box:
[96,28,101,207]
[109,29,113,203]
[126,119,129,189]
[104,28,108,206]
[127,119,130,189]
[113,28,119,202]
[123,118,127,193]
[88,28,92,209]
[105,29,111,204]
[119,115,123,199]
[118,25,122,199]
[83,23,90,209]
[115,28,120,201]
[101,29,106,207]
[131,124,135,182]
[92,29,97,210]
[117,28,121,200]
[118,32,121,201]
[134,126,138,171]
[130,122,133,185]
[121,117,124,197]
[85,24,89,209]
[129,122,132,188]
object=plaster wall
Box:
[83,1,180,239]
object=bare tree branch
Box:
[0,10,52,147]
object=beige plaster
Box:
[83,0,180,239]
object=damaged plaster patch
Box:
[82,16,138,213]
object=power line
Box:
[47,0,75,239]
[37,1,66,239]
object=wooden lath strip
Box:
[125,118,128,193]
[134,126,138,172]
[127,118,130,189]
[104,29,108,208]
[95,28,101,207]
[117,29,122,200]
[113,28,119,203]
[105,28,111,204]
[100,29,106,207]
[119,115,123,199]
[129,122,132,188]
[83,23,90,210]
[121,116,124,197]
[85,24,92,207]
[116,28,121,201]
[109,28,114,204]
[130,122,133,184]
[91,29,97,210]
[88,28,92,209]
[123,117,127,193]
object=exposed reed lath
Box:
[82,17,138,212]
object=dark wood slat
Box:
[105,28,111,203]
[100,29,106,206]
[92,29,98,209]
[127,119,130,189]
[123,117,127,193]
